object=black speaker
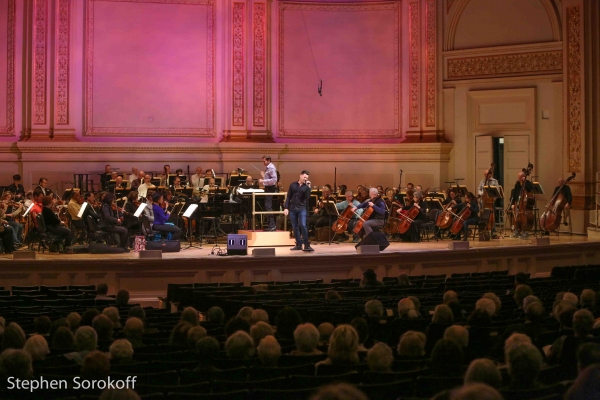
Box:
[227,234,248,256]
[355,231,389,251]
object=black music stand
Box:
[424,197,443,211]
[182,204,202,250]
[321,200,339,245]
[531,182,544,195]
[451,185,469,198]
[229,175,248,187]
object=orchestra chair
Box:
[140,215,160,240]
[420,209,440,242]
[84,215,115,245]
[556,207,572,235]
[470,209,491,241]
[33,214,62,253]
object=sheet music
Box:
[23,203,34,217]
[237,188,265,195]
[77,202,88,218]
[183,204,198,218]
[133,203,147,217]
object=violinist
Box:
[335,191,363,242]
[151,192,182,240]
[284,170,313,252]
[41,196,73,248]
[398,191,427,242]
[0,192,23,248]
[456,192,479,241]
[308,186,335,238]
[355,186,369,203]
[123,191,141,232]
[351,187,386,238]
[511,171,534,238]
[143,191,155,224]
[83,192,101,222]
[99,192,129,251]
[0,216,15,254]
[30,189,44,215]
[67,191,84,230]
[7,174,25,199]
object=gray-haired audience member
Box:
[366,342,394,372]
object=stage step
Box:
[238,230,295,247]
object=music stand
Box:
[229,175,248,187]
[182,204,202,250]
[424,197,443,211]
[321,200,339,245]
[484,186,503,199]
[451,185,469,198]
[150,178,161,186]
[77,202,88,219]
[23,203,35,218]
[531,182,544,195]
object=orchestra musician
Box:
[83,192,101,222]
[107,176,126,193]
[0,216,15,254]
[160,164,172,187]
[100,165,112,190]
[37,178,53,197]
[284,170,313,252]
[129,167,139,185]
[130,170,144,191]
[143,191,155,224]
[170,176,184,191]
[398,191,427,242]
[511,171,534,238]
[351,187,386,238]
[123,191,141,233]
[0,192,23,247]
[151,192,182,240]
[554,177,573,215]
[7,174,25,199]
[308,186,335,238]
[437,189,462,238]
[240,176,256,189]
[456,192,480,241]
[477,169,499,198]
[41,196,73,249]
[355,186,369,203]
[258,156,277,232]
[99,192,129,251]
[67,191,85,241]
[335,191,363,242]
[30,189,44,215]
[191,167,204,189]
[137,174,154,200]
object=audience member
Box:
[250,321,274,347]
[81,350,110,381]
[181,307,200,327]
[397,331,426,359]
[237,306,254,321]
[426,304,454,355]
[23,335,49,361]
[475,298,496,318]
[506,342,543,389]
[115,289,130,307]
[291,323,322,355]
[33,316,51,336]
[92,314,114,347]
[577,342,600,372]
[109,339,134,363]
[565,364,600,400]
[187,326,207,350]
[318,323,334,347]
[1,323,26,350]
[123,317,145,348]
[169,322,192,347]
[65,326,97,364]
[52,327,75,352]
[257,335,281,366]
[96,283,111,300]
[225,317,251,338]
[316,325,359,368]
[326,290,342,300]
[207,306,225,325]
[464,358,501,388]
[195,337,221,372]
[225,331,255,359]
[275,307,303,341]
[360,268,384,288]
[103,307,121,329]
[66,312,81,331]
[0,349,33,380]
[80,308,101,327]
[430,339,463,377]
[350,317,370,351]
[365,299,384,318]
[366,342,393,372]
[250,309,269,325]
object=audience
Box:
[257,335,281,366]
[23,335,49,361]
[366,342,393,372]
[316,324,359,368]
[51,326,75,352]
[505,342,543,389]
[103,307,121,329]
[115,289,130,307]
[291,323,322,355]
[250,321,274,347]
[225,330,255,359]
[0,349,33,380]
[123,317,145,348]
[109,339,134,363]
[464,358,501,389]
[194,337,221,372]
[430,339,464,377]
[65,326,97,364]
[397,331,426,359]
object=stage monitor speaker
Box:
[355,231,389,251]
[139,250,162,259]
[448,241,470,250]
[252,248,276,257]
[531,237,550,245]
[228,234,248,255]
[13,251,36,260]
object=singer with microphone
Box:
[284,170,313,252]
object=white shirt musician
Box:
[477,169,499,197]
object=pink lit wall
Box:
[0,3,9,130]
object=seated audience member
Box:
[81,350,110,381]
[2,323,27,350]
[577,342,600,372]
[187,326,207,350]
[548,309,594,374]
[51,327,75,353]
[123,318,145,349]
[207,306,225,325]
[397,331,426,360]
[169,322,192,347]
[102,307,121,329]
[360,268,384,288]
[448,383,503,400]
[430,339,463,378]
[23,335,50,361]
[397,273,411,286]
[275,307,303,342]
[475,298,497,319]
[92,314,114,348]
[109,339,134,364]
[366,342,394,372]
[580,289,596,313]
[513,285,533,315]
[81,309,100,327]
[464,358,502,389]
[564,364,600,400]
[127,306,146,322]
[309,383,368,400]
[0,349,33,380]
[181,307,200,327]
[318,323,335,348]
[444,325,470,357]
[250,321,274,348]
[397,298,418,319]
[195,337,221,372]
[225,331,255,360]
[96,283,111,300]
[326,290,342,300]
[238,306,254,321]
[365,299,384,318]
[483,292,502,316]
[408,296,421,317]
[561,292,580,308]
[506,342,543,389]
[257,335,281,366]
[316,325,360,368]
[250,309,269,325]
[225,317,251,338]
[115,289,130,307]
[291,323,322,355]
[65,326,98,365]
[426,304,454,355]
[33,316,51,336]
[351,317,371,351]
[67,312,81,331]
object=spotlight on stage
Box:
[227,234,248,256]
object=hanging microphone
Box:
[318,79,323,96]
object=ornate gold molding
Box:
[566,5,582,173]
[232,2,245,127]
[425,0,436,127]
[278,1,400,138]
[33,0,47,125]
[446,50,562,80]
[253,2,266,127]
[55,0,70,125]
[84,0,215,136]
[408,1,420,128]
[0,0,15,136]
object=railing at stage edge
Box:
[251,192,288,232]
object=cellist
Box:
[511,171,534,238]
[437,189,462,238]
[351,187,386,239]
[456,192,480,241]
[334,191,363,242]
[398,191,426,242]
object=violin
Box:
[539,172,576,232]
[332,205,355,234]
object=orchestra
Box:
[1,158,569,255]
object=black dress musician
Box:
[308,187,335,238]
[41,196,73,248]
[99,192,129,251]
[7,174,25,199]
[437,190,462,238]
[456,192,480,241]
[398,191,427,242]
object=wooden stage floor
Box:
[0,233,596,262]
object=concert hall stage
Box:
[1,235,599,303]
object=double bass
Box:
[481,163,496,231]
[539,172,576,232]
[515,163,535,233]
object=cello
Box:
[539,172,576,232]
[450,200,473,235]
[515,163,535,233]
[332,205,355,234]
[353,206,374,234]
[396,203,421,234]
[436,191,457,230]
